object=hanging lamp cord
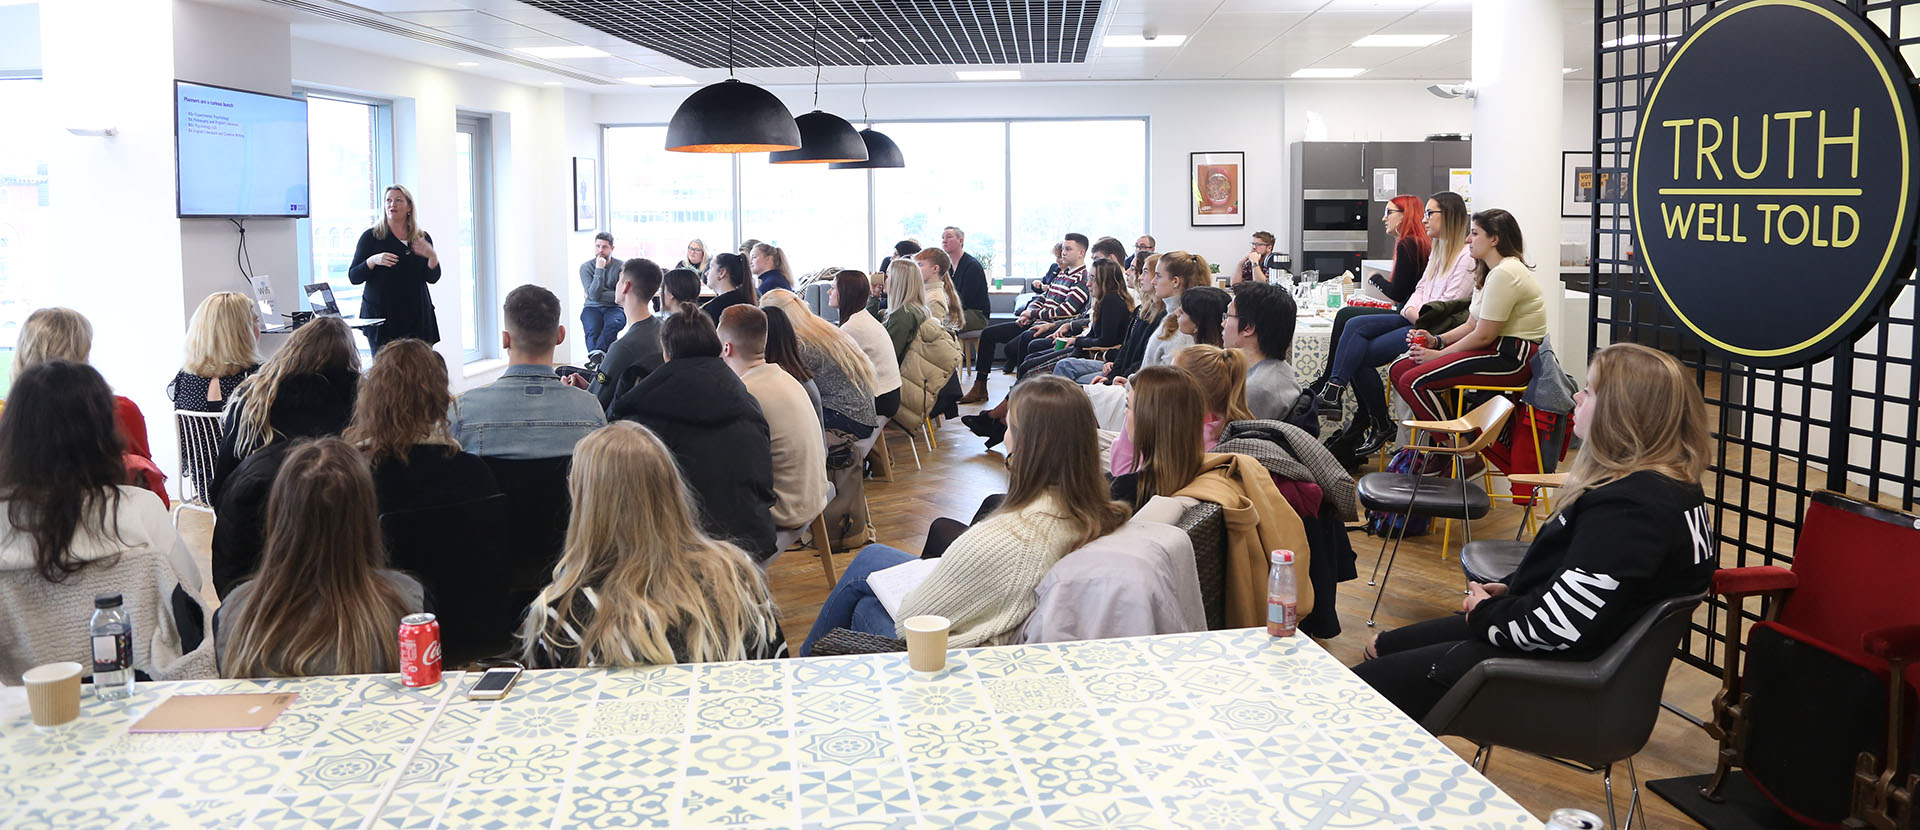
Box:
[811,6,822,108]
[727,0,737,78]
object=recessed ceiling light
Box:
[515,45,610,59]
[1103,34,1187,48]
[621,75,697,86]
[1603,33,1678,47]
[1292,68,1366,79]
[1351,34,1450,48]
[955,70,1021,81]
[456,61,481,67]
[543,81,563,86]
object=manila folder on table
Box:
[129,693,298,732]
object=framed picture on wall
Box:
[573,157,597,231]
[1190,151,1245,227]
[1563,151,1630,217]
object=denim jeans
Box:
[580,306,627,354]
[1330,312,1413,423]
[799,544,918,656]
[1051,357,1107,384]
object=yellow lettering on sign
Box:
[1731,115,1769,180]
[1665,118,1696,180]
[1757,203,1781,243]
[1818,107,1862,179]
[1831,204,1859,248]
[1696,117,1726,180]
[1774,110,1813,179]
[1778,205,1810,245]
[1662,202,1696,239]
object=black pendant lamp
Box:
[829,38,906,170]
[771,14,867,164]
[665,0,799,153]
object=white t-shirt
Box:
[840,310,904,395]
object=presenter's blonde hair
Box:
[372,185,424,242]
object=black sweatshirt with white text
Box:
[1466,470,1715,655]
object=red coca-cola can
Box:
[398,613,442,687]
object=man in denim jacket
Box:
[448,284,606,459]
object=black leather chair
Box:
[1422,592,1707,830]
[1357,395,1514,626]
[381,493,517,667]
[480,456,574,611]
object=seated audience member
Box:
[719,306,829,547]
[879,238,921,274]
[0,361,211,682]
[1316,191,1474,457]
[571,258,665,412]
[1356,343,1715,720]
[663,266,704,308]
[761,289,879,546]
[1223,282,1301,421]
[1071,251,1188,385]
[1013,258,1132,378]
[702,252,756,321]
[912,247,966,331]
[346,337,502,514]
[963,233,1091,402]
[215,438,423,678]
[1174,286,1229,351]
[210,317,361,597]
[749,242,794,295]
[939,226,991,332]
[675,238,707,273]
[449,285,605,458]
[765,306,824,424]
[801,376,1130,655]
[1391,208,1549,428]
[887,264,965,436]
[832,268,903,420]
[1110,366,1209,508]
[738,238,761,259]
[1110,345,1248,477]
[578,232,625,355]
[168,291,262,412]
[10,308,160,498]
[881,260,931,361]
[1236,231,1277,284]
[1028,240,1066,293]
[516,421,787,668]
[611,305,776,561]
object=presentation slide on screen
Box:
[176,83,310,217]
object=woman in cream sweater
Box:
[799,375,1130,654]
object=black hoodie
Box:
[610,356,776,561]
[208,367,360,597]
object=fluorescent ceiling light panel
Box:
[1603,33,1678,47]
[543,81,563,86]
[1351,34,1449,48]
[515,45,610,59]
[1103,35,1187,48]
[1292,68,1366,78]
[955,70,1021,80]
[456,61,481,67]
[621,75,696,86]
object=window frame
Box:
[601,116,1151,283]
[455,112,498,363]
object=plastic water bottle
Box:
[1266,550,1298,637]
[89,593,134,700]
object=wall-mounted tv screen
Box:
[175,80,310,218]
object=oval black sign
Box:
[1631,0,1918,367]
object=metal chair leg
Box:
[1626,757,1645,830]
[1603,763,1618,830]
[1472,745,1494,773]
[1367,511,1411,627]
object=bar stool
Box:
[1357,395,1515,626]
[1447,384,1555,543]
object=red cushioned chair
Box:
[1700,491,1920,828]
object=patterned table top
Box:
[1,629,1539,830]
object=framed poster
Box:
[1190,151,1245,227]
[1563,151,1630,217]
[573,157,598,231]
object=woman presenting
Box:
[348,185,441,352]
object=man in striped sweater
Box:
[960,233,1091,403]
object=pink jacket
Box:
[1403,246,1478,320]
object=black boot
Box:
[1322,416,1365,455]
[1352,393,1395,458]
[1315,381,1346,419]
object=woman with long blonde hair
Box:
[348,184,442,352]
[170,291,262,412]
[1112,366,1209,508]
[881,259,930,360]
[1110,344,1248,477]
[518,421,785,667]
[911,248,966,330]
[1357,343,1715,721]
[759,289,878,433]
[749,242,794,295]
[213,316,358,496]
[216,438,422,677]
[802,375,1129,654]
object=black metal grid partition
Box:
[1590,0,1920,675]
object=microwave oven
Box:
[1300,194,1368,232]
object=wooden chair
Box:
[959,330,981,377]
[1357,395,1515,626]
[773,511,838,591]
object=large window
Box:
[0,78,52,392]
[1009,120,1148,280]
[604,125,732,270]
[455,114,496,360]
[300,94,389,343]
[604,118,1146,288]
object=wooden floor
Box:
[175,369,1721,826]
[763,370,1722,827]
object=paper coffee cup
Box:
[902,615,951,674]
[23,662,83,727]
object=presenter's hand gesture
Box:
[367,252,398,269]
[410,236,437,260]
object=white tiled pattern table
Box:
[2,629,1538,829]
